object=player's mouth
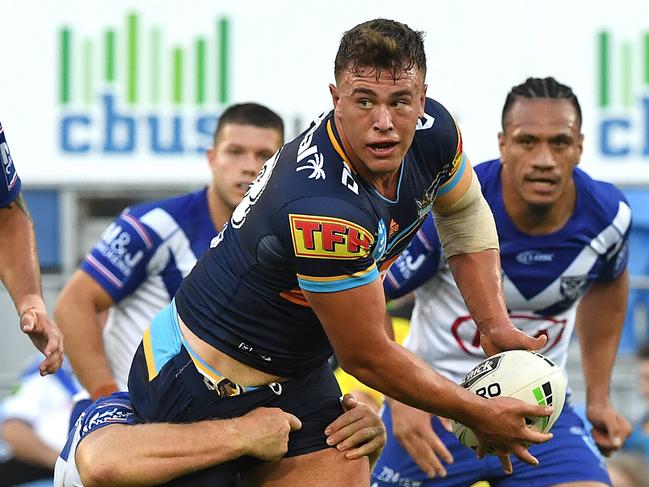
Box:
[367,141,399,158]
[524,176,558,194]
[235,182,252,194]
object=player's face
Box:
[499,98,583,209]
[329,67,426,185]
[208,123,282,211]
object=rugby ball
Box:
[451,350,566,453]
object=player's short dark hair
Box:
[501,77,582,131]
[334,18,426,82]
[637,341,649,361]
[213,103,284,146]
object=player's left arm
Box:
[0,193,63,375]
[432,157,545,355]
[576,269,632,455]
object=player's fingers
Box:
[402,435,447,478]
[497,453,513,474]
[425,429,454,464]
[510,443,539,466]
[20,310,36,332]
[333,425,381,451]
[341,393,358,411]
[325,405,365,435]
[285,413,302,431]
[344,435,384,460]
[528,333,547,350]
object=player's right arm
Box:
[304,278,553,466]
[55,271,115,399]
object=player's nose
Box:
[373,104,393,132]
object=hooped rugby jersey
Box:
[384,159,631,384]
[81,189,218,389]
[0,122,22,207]
[54,392,136,487]
[176,98,465,377]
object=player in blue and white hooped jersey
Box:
[372,77,632,487]
[55,104,284,403]
[0,121,63,375]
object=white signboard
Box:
[0,0,648,186]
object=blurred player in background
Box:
[55,103,284,401]
[0,355,79,487]
[127,19,553,486]
[0,122,63,375]
[372,77,632,487]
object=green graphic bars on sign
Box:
[598,30,649,109]
[58,12,230,107]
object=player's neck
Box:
[206,185,231,231]
[503,185,576,236]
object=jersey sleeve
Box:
[0,122,22,207]
[276,197,379,293]
[80,209,162,302]
[384,214,443,299]
[416,98,465,193]
[56,392,135,487]
[596,201,632,282]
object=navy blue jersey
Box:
[176,98,464,377]
[0,123,21,207]
[384,159,631,383]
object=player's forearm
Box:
[341,339,485,427]
[577,272,629,406]
[2,419,58,469]
[55,291,116,396]
[77,420,247,486]
[447,249,510,333]
[0,200,44,315]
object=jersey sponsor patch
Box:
[289,214,374,260]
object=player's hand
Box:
[388,399,453,478]
[469,396,553,469]
[586,400,631,456]
[238,407,302,461]
[480,325,547,357]
[325,393,386,468]
[20,308,64,375]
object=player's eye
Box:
[358,98,373,108]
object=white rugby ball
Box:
[451,350,566,453]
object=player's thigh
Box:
[244,447,370,486]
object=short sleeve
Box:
[384,214,443,299]
[0,122,22,207]
[277,197,379,293]
[80,210,162,302]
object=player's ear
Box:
[419,84,428,116]
[497,132,506,163]
[575,133,584,166]
[329,83,340,108]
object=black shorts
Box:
[127,305,344,459]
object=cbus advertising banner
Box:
[0,0,648,186]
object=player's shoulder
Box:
[574,168,630,226]
[120,188,207,241]
[411,97,460,160]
